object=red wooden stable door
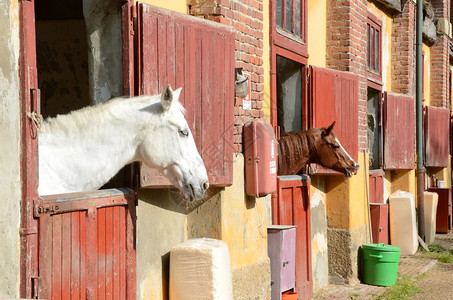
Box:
[35,189,136,300]
[272,175,313,300]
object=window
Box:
[271,0,308,57]
[276,56,305,133]
[276,0,305,40]
[367,12,382,85]
[270,0,308,130]
[367,88,382,170]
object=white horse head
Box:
[137,85,209,201]
[38,84,209,201]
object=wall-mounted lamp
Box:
[235,67,249,98]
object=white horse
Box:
[38,85,209,201]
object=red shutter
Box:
[309,66,359,174]
[383,92,415,169]
[136,3,234,187]
[425,106,450,167]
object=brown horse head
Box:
[312,121,360,177]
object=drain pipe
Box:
[416,0,425,240]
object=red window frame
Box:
[270,0,308,58]
[270,0,308,131]
[367,12,382,87]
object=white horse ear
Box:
[161,84,174,111]
[173,87,182,101]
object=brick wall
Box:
[430,0,450,108]
[326,0,368,151]
[188,0,264,153]
[391,0,416,95]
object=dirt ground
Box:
[412,263,453,299]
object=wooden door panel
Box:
[37,189,136,300]
[272,176,313,299]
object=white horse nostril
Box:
[202,181,209,191]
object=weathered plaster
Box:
[83,0,123,104]
[0,0,21,297]
[136,189,187,300]
[310,178,329,291]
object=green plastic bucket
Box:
[362,243,400,286]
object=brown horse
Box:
[278,121,360,177]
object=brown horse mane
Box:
[278,129,318,175]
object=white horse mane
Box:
[41,95,186,136]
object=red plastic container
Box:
[243,120,277,197]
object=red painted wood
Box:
[310,66,359,176]
[137,3,234,187]
[369,170,385,204]
[37,189,136,300]
[370,204,389,244]
[272,176,313,299]
[383,92,415,169]
[19,0,40,297]
[428,187,452,233]
[425,106,450,167]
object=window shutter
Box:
[383,92,415,169]
[425,106,450,167]
[309,66,359,174]
[136,3,234,187]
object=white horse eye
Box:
[179,129,189,137]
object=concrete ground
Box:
[313,233,453,299]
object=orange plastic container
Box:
[282,291,298,300]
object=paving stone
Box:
[313,233,453,299]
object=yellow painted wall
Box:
[135,0,187,14]
[326,152,370,229]
[423,43,431,105]
[307,0,326,67]
[222,155,268,267]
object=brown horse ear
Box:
[323,121,336,136]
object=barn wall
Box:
[0,0,21,297]
[136,155,271,300]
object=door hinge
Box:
[130,6,137,36]
[19,227,37,236]
[31,276,39,299]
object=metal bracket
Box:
[34,199,60,217]
[31,276,39,299]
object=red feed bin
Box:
[244,119,277,197]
